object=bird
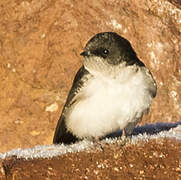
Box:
[53,32,157,145]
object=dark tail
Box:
[53,115,78,144]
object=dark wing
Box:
[147,70,157,98]
[140,64,157,99]
[53,66,90,144]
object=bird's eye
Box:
[103,49,109,55]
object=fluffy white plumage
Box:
[67,64,153,138]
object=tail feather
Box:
[53,115,78,144]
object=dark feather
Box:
[53,66,90,144]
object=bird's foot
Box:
[120,129,131,146]
[93,137,105,152]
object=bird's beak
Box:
[80,51,89,57]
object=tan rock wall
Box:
[0,0,180,152]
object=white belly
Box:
[66,69,153,138]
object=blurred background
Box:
[0,0,180,152]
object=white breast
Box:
[66,67,153,138]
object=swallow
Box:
[53,32,157,144]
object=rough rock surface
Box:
[0,137,181,179]
[0,0,181,179]
[0,0,181,154]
